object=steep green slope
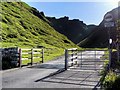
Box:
[1,2,77,48]
[1,2,79,61]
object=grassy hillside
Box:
[1,2,79,62]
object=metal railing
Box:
[65,48,108,70]
[65,48,78,70]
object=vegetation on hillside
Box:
[1,2,77,48]
[100,13,120,89]
[100,51,120,89]
[1,2,79,65]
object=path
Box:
[2,56,65,88]
[2,51,104,88]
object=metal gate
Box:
[65,48,108,71]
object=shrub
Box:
[112,75,120,89]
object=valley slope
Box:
[1,2,78,49]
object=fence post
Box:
[80,51,82,68]
[31,48,33,65]
[95,50,96,70]
[71,50,74,66]
[19,48,22,68]
[75,50,78,65]
[108,48,112,69]
[42,49,44,63]
[65,49,68,70]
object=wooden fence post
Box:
[42,49,44,63]
[65,49,68,70]
[31,48,33,65]
[19,48,22,68]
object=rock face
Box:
[47,16,96,44]
[79,6,120,48]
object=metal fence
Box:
[65,48,108,70]
[65,48,78,70]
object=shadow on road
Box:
[35,68,101,89]
[27,63,64,69]
[35,68,66,82]
[41,79,96,87]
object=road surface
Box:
[2,51,105,88]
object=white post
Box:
[42,49,44,63]
[31,48,33,65]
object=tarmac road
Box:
[2,51,105,88]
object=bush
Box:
[112,75,120,89]
[102,70,117,89]
[100,70,120,90]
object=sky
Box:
[23,0,119,25]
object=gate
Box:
[65,48,108,71]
